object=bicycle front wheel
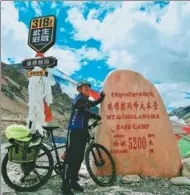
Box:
[1,145,54,192]
[85,143,116,186]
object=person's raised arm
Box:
[76,98,101,120]
[89,91,106,107]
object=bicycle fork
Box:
[91,146,105,167]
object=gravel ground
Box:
[1,143,190,195]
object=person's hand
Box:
[96,115,102,120]
[100,91,105,98]
[92,113,101,120]
[99,91,106,102]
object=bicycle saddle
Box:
[42,126,60,131]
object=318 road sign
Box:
[28,16,56,53]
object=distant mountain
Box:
[169,106,190,125]
[169,105,190,144]
[1,62,72,135]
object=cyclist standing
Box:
[62,80,105,194]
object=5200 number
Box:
[128,137,146,150]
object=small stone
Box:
[183,158,190,171]
[182,167,190,179]
[122,175,141,184]
[170,177,190,185]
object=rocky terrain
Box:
[1,140,190,195]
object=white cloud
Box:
[1,2,35,63]
[87,77,103,89]
[51,1,57,9]
[60,27,65,32]
[155,82,190,109]
[87,77,95,82]
[63,1,86,10]
[83,61,88,66]
[31,1,42,16]
[86,1,123,21]
[67,1,190,109]
[46,47,81,75]
[107,50,135,69]
[67,7,101,41]
[77,46,103,61]
[87,9,100,20]
[67,1,190,82]
[19,7,28,13]
[25,2,29,7]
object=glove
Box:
[100,91,105,98]
[92,113,102,120]
[98,91,106,102]
[95,114,102,120]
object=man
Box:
[63,80,105,194]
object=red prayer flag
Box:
[44,101,53,122]
[182,126,190,133]
[175,134,182,140]
[89,89,100,100]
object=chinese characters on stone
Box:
[111,133,156,154]
[108,100,158,111]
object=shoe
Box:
[70,182,84,192]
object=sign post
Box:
[22,56,57,70]
[23,15,57,134]
[22,15,57,69]
[28,15,56,53]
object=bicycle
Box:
[1,119,116,192]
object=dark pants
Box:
[63,128,88,184]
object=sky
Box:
[1,1,190,112]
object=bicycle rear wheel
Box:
[1,145,54,192]
[85,143,116,186]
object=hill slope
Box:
[1,62,72,135]
[169,106,190,126]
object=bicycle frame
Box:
[37,129,66,162]
[86,119,102,147]
[86,119,105,166]
[37,119,103,174]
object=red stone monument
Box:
[96,70,182,178]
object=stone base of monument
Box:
[170,177,190,185]
[122,175,141,184]
[182,158,190,178]
[171,158,190,185]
